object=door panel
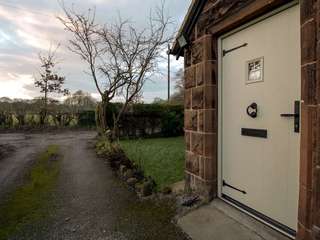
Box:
[221,5,300,231]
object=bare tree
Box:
[58,1,173,139]
[34,45,69,124]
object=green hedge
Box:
[160,105,184,137]
[78,111,96,127]
[105,103,184,138]
[0,111,96,129]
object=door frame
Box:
[217,1,300,238]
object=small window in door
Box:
[246,57,264,84]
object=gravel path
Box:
[0,131,188,240]
[0,133,47,197]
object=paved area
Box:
[0,131,188,240]
[178,199,291,240]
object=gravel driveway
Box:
[0,131,188,240]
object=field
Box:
[120,137,185,191]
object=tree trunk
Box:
[110,112,116,141]
[44,90,48,124]
[40,110,46,125]
[17,115,24,127]
[41,85,48,126]
[111,118,119,142]
[98,100,108,135]
[111,102,129,141]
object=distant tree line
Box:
[0,91,97,129]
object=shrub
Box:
[160,105,184,137]
[105,103,184,138]
[78,110,96,127]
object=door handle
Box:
[246,103,258,118]
[280,101,300,133]
[280,114,299,117]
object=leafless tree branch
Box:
[58,0,174,138]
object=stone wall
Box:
[184,34,218,200]
[298,1,320,239]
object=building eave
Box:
[170,0,207,58]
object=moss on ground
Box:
[115,198,187,240]
[0,145,61,240]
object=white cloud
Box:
[0,0,191,101]
[0,5,63,49]
[91,93,101,101]
[16,29,51,50]
[0,29,12,44]
[0,73,34,99]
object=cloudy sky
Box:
[0,0,191,102]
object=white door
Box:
[221,5,300,233]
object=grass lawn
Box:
[0,145,60,240]
[120,137,185,191]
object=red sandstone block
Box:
[302,63,317,104]
[204,61,217,85]
[185,66,196,89]
[199,156,217,181]
[316,52,320,104]
[192,86,204,110]
[298,185,313,229]
[184,48,192,68]
[301,20,316,65]
[191,35,215,64]
[313,161,320,227]
[198,110,204,132]
[203,35,213,61]
[196,63,204,86]
[204,133,217,158]
[312,225,320,240]
[191,41,203,65]
[186,152,200,176]
[300,103,317,189]
[185,152,192,173]
[191,132,204,155]
[301,0,316,24]
[187,172,216,200]
[185,88,192,109]
[199,156,205,180]
[198,109,217,133]
[196,61,217,87]
[185,131,191,151]
[204,85,217,109]
[297,223,313,240]
[203,109,217,133]
[185,110,197,131]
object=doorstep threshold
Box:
[178,199,291,240]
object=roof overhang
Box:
[170,0,207,59]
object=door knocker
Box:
[246,103,258,118]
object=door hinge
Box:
[223,180,247,194]
[223,43,248,56]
